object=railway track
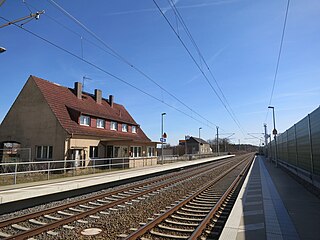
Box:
[123,154,253,240]
[0,155,247,239]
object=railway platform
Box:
[0,155,233,207]
[220,155,320,240]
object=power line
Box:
[24,1,120,59]
[46,0,222,130]
[168,0,242,126]
[166,0,244,132]
[264,0,291,122]
[0,15,219,131]
[153,0,246,136]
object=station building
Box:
[179,136,213,155]
[0,75,157,165]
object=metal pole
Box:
[216,127,219,156]
[161,115,163,164]
[269,106,278,167]
[161,113,166,165]
[199,127,202,139]
[272,107,278,167]
[0,11,45,28]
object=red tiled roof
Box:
[31,75,151,143]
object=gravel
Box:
[0,154,252,240]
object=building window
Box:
[132,126,136,133]
[148,147,155,157]
[110,121,118,130]
[97,119,105,128]
[36,146,53,159]
[89,146,98,158]
[80,115,90,126]
[122,124,128,132]
[130,146,142,157]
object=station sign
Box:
[160,138,166,143]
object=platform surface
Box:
[0,155,233,205]
[220,156,320,240]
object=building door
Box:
[106,145,113,158]
[114,146,120,158]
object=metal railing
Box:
[0,153,230,185]
[0,156,157,185]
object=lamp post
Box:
[161,112,166,165]
[268,106,278,167]
[199,127,202,138]
[216,126,219,156]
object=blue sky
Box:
[0,0,319,146]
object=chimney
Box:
[94,89,102,104]
[74,82,82,99]
[109,95,114,107]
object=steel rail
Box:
[3,156,240,239]
[124,154,253,239]
[189,155,253,239]
[0,157,232,229]
[8,178,184,240]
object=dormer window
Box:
[132,126,137,133]
[80,115,90,126]
[97,119,105,128]
[122,124,128,132]
[111,121,118,131]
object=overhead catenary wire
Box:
[45,0,223,131]
[153,0,246,136]
[166,0,245,133]
[264,0,291,123]
[0,15,219,131]
[37,8,119,60]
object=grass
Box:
[0,167,126,186]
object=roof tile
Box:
[31,75,151,143]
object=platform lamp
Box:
[268,106,278,167]
[161,112,166,165]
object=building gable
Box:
[0,76,67,159]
